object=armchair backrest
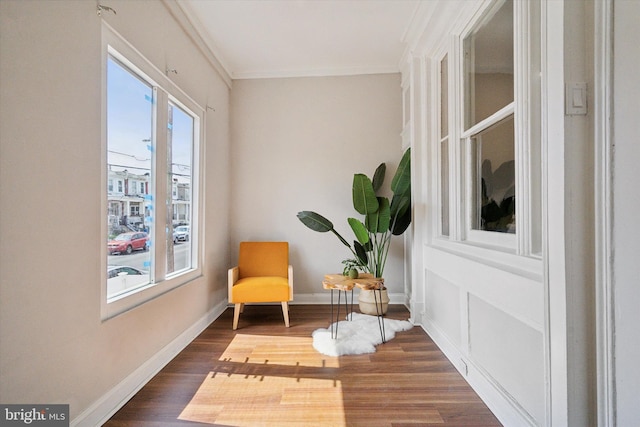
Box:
[238,241,289,279]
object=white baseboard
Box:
[420,317,536,427]
[410,301,424,324]
[71,300,228,427]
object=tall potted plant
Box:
[297,148,411,314]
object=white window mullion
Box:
[451,34,464,242]
[153,88,169,284]
[428,55,442,240]
[460,103,515,139]
[514,0,531,256]
[191,112,202,271]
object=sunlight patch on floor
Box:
[178,372,346,426]
[219,334,341,368]
[178,334,346,425]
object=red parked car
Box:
[108,232,149,255]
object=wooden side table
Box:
[322,274,386,342]
[322,274,355,339]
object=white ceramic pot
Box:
[358,288,389,315]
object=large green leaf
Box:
[390,194,410,218]
[390,194,411,235]
[297,211,333,232]
[297,211,351,247]
[366,197,390,232]
[391,203,412,235]
[390,148,411,195]
[378,197,391,232]
[348,218,369,245]
[352,174,379,215]
[372,163,386,193]
[354,241,369,266]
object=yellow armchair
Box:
[228,241,293,330]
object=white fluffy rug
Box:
[312,312,413,356]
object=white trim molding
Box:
[540,0,569,425]
[594,0,615,425]
[165,0,232,87]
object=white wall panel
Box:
[425,271,461,346]
[424,246,543,331]
[469,295,545,424]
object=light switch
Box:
[566,82,587,115]
[573,87,584,107]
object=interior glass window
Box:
[463,0,513,130]
[470,115,515,233]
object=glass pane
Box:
[440,138,450,236]
[440,55,449,138]
[471,115,515,233]
[106,56,154,298]
[464,0,513,129]
[166,102,194,275]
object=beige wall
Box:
[0,0,230,421]
[230,75,405,297]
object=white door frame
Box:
[594,0,615,425]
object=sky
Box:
[107,57,193,182]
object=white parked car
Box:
[173,225,190,243]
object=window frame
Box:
[101,23,204,320]
[165,95,199,278]
[432,0,541,267]
[438,52,451,238]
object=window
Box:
[436,0,540,256]
[463,0,515,237]
[166,101,194,275]
[106,55,154,297]
[103,25,202,318]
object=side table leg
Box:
[344,289,351,322]
[330,289,335,339]
[335,290,342,339]
[349,289,354,321]
[374,289,386,343]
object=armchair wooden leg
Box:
[281,301,290,327]
[233,303,242,330]
[240,303,245,313]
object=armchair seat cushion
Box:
[232,276,291,303]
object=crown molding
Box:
[232,66,400,80]
[400,0,483,61]
[167,0,233,88]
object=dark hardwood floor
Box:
[105,304,502,426]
